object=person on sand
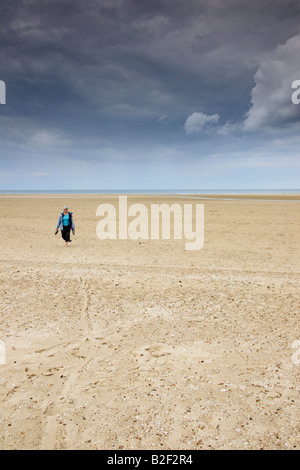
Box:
[55,206,75,247]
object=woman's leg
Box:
[61,227,71,244]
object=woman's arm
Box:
[56,214,62,230]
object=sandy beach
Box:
[0,193,299,450]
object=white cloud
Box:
[29,129,69,147]
[24,171,48,177]
[216,121,241,135]
[243,33,300,131]
[184,112,220,134]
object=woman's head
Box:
[63,206,69,214]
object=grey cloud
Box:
[243,33,300,131]
[2,0,300,117]
[185,112,220,134]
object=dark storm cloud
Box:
[0,0,300,189]
[2,0,300,122]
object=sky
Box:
[0,0,300,190]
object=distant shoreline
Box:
[0,192,300,201]
[0,189,300,195]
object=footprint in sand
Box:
[139,343,174,358]
[41,402,59,450]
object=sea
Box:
[0,189,299,195]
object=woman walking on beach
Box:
[55,206,75,247]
